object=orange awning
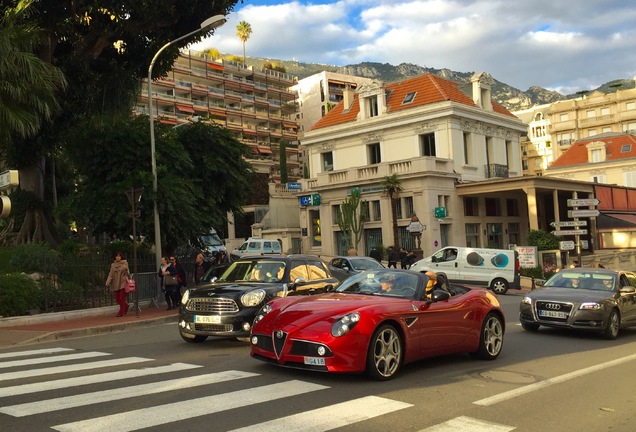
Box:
[176,104,195,113]
[258,146,273,154]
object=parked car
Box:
[250,268,505,380]
[329,256,385,282]
[178,255,340,343]
[230,238,282,261]
[519,268,636,339]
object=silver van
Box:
[231,238,282,261]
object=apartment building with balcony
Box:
[137,49,301,241]
[298,72,530,257]
[514,104,553,176]
[548,78,636,160]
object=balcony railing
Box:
[484,163,509,179]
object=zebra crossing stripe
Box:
[51,380,329,432]
[418,415,514,431]
[0,351,110,369]
[0,357,151,382]
[227,395,413,432]
[1,370,259,416]
[0,348,74,360]
[0,362,203,398]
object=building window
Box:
[403,92,416,104]
[310,209,321,247]
[586,109,595,118]
[591,174,606,183]
[465,223,481,247]
[591,148,602,162]
[366,95,379,117]
[624,171,636,187]
[621,144,632,153]
[508,223,520,246]
[506,199,519,216]
[322,151,333,171]
[485,198,501,216]
[624,122,636,134]
[420,133,436,156]
[368,143,381,164]
[404,196,414,218]
[522,160,528,170]
[602,127,612,133]
[332,205,340,225]
[626,101,636,110]
[463,132,472,164]
[601,107,610,116]
[505,140,512,168]
[394,197,403,219]
[560,113,569,121]
[464,197,479,216]
[588,129,597,137]
[362,201,370,221]
[371,200,381,221]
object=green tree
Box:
[0,0,238,246]
[525,229,562,251]
[61,116,252,253]
[236,20,252,64]
[381,174,403,248]
[336,189,367,250]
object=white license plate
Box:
[539,310,567,319]
[304,357,325,366]
[194,315,221,324]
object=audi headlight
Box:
[331,312,360,337]
[580,302,601,310]
[241,289,266,307]
[181,289,190,305]
[254,303,273,324]
[521,296,532,305]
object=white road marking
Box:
[51,380,329,432]
[1,370,258,416]
[419,416,514,431]
[0,357,150,382]
[474,352,636,406]
[0,362,202,397]
[228,395,412,432]
[0,348,74,359]
[0,351,110,369]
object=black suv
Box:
[178,255,340,343]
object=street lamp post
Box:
[126,187,143,317]
[148,15,227,271]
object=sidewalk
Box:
[0,302,178,349]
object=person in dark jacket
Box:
[158,256,177,310]
[170,256,187,307]
[369,247,382,263]
[387,246,400,268]
[194,253,212,284]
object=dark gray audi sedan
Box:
[519,268,636,339]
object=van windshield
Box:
[200,234,223,247]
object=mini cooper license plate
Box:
[539,310,567,319]
[304,357,325,366]
[194,315,221,324]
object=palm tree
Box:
[381,174,403,248]
[236,21,252,64]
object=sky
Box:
[191,0,636,94]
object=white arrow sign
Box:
[559,241,575,250]
[550,220,588,227]
[567,198,600,207]
[568,209,600,218]
[552,229,588,236]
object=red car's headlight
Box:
[331,312,360,337]
[253,303,273,325]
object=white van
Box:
[410,246,520,294]
[231,238,282,261]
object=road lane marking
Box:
[474,352,636,406]
[51,380,329,432]
[0,362,202,397]
[228,395,412,432]
[0,357,151,382]
[419,416,514,431]
[1,370,259,416]
[0,351,110,369]
[0,348,74,359]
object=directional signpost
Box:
[550,220,587,228]
[568,209,600,218]
[552,229,588,236]
[567,198,600,207]
[562,194,600,265]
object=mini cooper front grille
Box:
[188,297,239,313]
[194,323,234,332]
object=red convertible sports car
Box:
[250,269,505,380]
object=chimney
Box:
[342,84,355,110]
[471,72,493,111]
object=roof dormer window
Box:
[621,144,632,153]
[402,92,416,104]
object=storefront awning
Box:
[597,213,636,229]
[176,104,195,113]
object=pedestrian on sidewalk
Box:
[105,251,130,317]
[159,256,177,310]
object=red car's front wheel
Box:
[366,324,402,380]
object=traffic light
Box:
[0,195,10,218]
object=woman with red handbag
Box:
[105,251,130,317]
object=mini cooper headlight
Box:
[242,289,266,307]
[521,296,532,305]
[254,303,273,324]
[181,289,190,305]
[579,302,601,310]
[331,312,360,337]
